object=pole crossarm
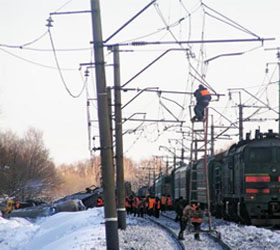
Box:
[50,10,91,15]
[204,52,244,64]
[121,87,192,95]
[121,87,158,109]
[122,112,146,124]
[119,87,224,97]
[123,118,185,123]
[228,88,279,115]
[106,37,275,47]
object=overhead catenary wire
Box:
[54,0,74,13]
[202,3,260,38]
[48,27,87,98]
[0,31,48,49]
[0,47,76,71]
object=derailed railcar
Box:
[54,186,103,209]
[211,130,280,225]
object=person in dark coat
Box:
[191,84,211,122]
[178,204,192,240]
[154,197,161,218]
[174,197,185,222]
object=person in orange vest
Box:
[154,197,161,218]
[160,194,167,212]
[147,196,156,216]
[166,195,173,210]
[189,202,203,241]
[191,84,211,122]
[96,196,104,207]
[15,201,21,209]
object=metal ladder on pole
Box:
[189,108,212,231]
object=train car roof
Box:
[225,129,280,155]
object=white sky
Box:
[1,0,280,165]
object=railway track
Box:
[148,216,185,250]
[160,212,232,250]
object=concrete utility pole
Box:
[210,115,214,156]
[113,45,126,230]
[238,104,243,141]
[90,1,119,249]
[107,87,115,173]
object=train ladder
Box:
[189,108,212,231]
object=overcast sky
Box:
[1,0,280,165]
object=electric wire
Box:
[48,27,87,98]
[6,47,91,52]
[202,3,260,38]
[54,0,74,13]
[153,2,184,47]
[0,47,75,71]
[0,31,48,49]
[120,14,192,44]
[153,0,205,125]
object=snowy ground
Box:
[0,208,280,250]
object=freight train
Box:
[153,129,280,226]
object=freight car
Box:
[154,174,172,198]
[154,129,280,226]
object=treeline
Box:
[0,128,164,202]
[0,128,59,202]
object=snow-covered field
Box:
[0,208,280,250]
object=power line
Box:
[202,3,260,38]
[48,28,87,98]
[0,31,48,49]
[0,47,75,71]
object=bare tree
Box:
[0,128,60,201]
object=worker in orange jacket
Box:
[191,84,211,122]
[189,202,203,241]
[160,194,167,212]
[96,196,104,207]
[147,196,156,216]
[15,201,21,209]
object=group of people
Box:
[125,194,203,241]
[125,194,173,218]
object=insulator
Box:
[46,16,54,28]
